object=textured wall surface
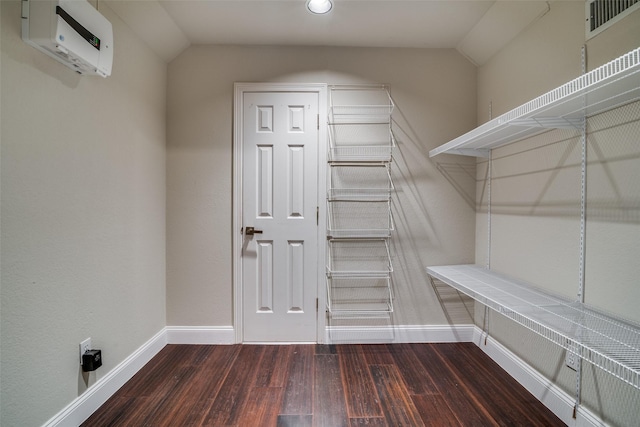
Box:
[0,2,167,426]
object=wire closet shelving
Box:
[326,85,396,323]
[429,47,640,158]
[427,46,640,391]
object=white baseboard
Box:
[325,324,475,344]
[42,328,167,427]
[472,327,605,427]
[165,326,235,344]
[41,326,235,427]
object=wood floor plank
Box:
[236,387,284,427]
[255,345,293,388]
[315,344,337,354]
[457,343,549,406]
[201,345,265,426]
[434,343,564,426]
[81,396,152,427]
[137,366,200,426]
[411,394,462,427]
[388,343,439,395]
[83,353,201,426]
[116,344,193,398]
[338,345,383,418]
[280,344,314,415]
[369,365,425,427]
[81,346,239,427]
[465,350,560,424]
[410,343,500,426]
[160,345,241,426]
[349,417,388,426]
[277,414,313,427]
[360,344,395,365]
[435,343,527,421]
[314,354,349,427]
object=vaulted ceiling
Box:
[104,0,551,65]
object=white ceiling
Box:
[104,0,551,65]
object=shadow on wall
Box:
[433,161,477,210]
[388,101,439,302]
[585,101,640,224]
[468,101,640,224]
[581,360,640,427]
[392,101,477,214]
[387,101,476,325]
[429,279,474,327]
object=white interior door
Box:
[242,91,319,342]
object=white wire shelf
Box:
[327,239,393,277]
[329,85,394,125]
[328,311,393,321]
[327,188,392,201]
[328,163,394,201]
[426,264,640,390]
[328,126,396,162]
[328,145,395,163]
[327,200,394,238]
[429,47,640,158]
[330,105,394,124]
[326,276,394,315]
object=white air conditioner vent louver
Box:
[586,0,640,39]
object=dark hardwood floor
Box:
[82,343,565,426]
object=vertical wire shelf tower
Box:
[326,85,396,342]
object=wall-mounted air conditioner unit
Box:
[21,0,113,77]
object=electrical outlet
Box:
[565,339,580,371]
[80,338,91,365]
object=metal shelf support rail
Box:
[426,265,640,390]
[429,47,640,158]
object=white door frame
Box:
[233,82,328,344]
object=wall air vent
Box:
[586,0,640,39]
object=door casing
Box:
[233,83,328,343]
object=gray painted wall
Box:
[0,2,167,425]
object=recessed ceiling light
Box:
[306,0,333,15]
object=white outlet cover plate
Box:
[80,338,91,364]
